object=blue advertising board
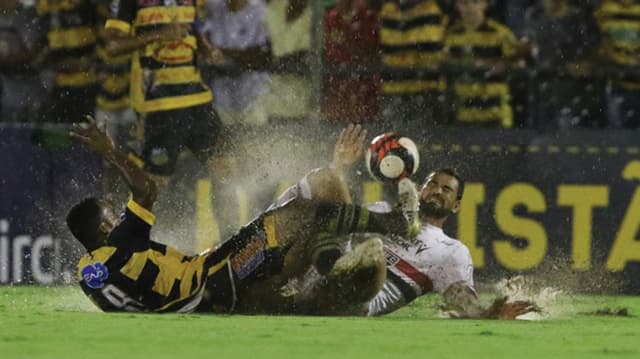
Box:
[0,125,101,284]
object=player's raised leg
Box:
[223,198,412,314]
[292,235,387,316]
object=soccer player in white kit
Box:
[365,169,476,316]
[277,125,537,319]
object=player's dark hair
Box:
[66,197,103,251]
[427,168,465,200]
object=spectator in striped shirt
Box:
[596,0,640,129]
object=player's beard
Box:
[419,196,453,219]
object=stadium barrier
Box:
[1,123,639,294]
[0,125,101,284]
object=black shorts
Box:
[197,213,286,312]
[141,103,223,176]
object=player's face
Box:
[97,199,119,236]
[419,173,461,219]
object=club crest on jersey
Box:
[384,248,400,266]
[81,262,110,289]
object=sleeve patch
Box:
[81,262,110,289]
[127,199,156,225]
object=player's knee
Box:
[306,168,350,203]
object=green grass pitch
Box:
[0,286,638,359]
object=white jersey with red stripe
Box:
[269,174,474,316]
[365,202,474,316]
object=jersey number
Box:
[101,284,146,311]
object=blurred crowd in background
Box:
[1,0,639,132]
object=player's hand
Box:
[483,296,540,320]
[69,115,117,156]
[330,124,367,172]
[196,32,227,66]
[200,47,226,66]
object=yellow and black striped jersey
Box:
[77,199,285,313]
[36,0,98,88]
[444,19,517,128]
[96,1,131,110]
[379,0,447,95]
[77,199,228,312]
[595,0,640,89]
[105,0,212,113]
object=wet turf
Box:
[0,286,638,359]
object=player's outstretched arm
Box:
[70,116,157,210]
[442,282,539,320]
[104,23,190,57]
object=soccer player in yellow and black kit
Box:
[596,0,640,128]
[67,118,414,313]
[95,0,136,146]
[101,0,223,178]
[36,0,99,123]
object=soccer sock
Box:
[313,203,409,238]
[310,203,408,274]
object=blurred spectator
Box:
[93,0,137,202]
[523,0,603,129]
[36,0,98,123]
[0,0,45,122]
[444,0,520,128]
[503,0,535,38]
[264,0,312,122]
[94,0,135,148]
[201,0,272,240]
[104,0,225,182]
[323,0,380,123]
[595,0,640,129]
[202,0,271,128]
[379,0,448,132]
